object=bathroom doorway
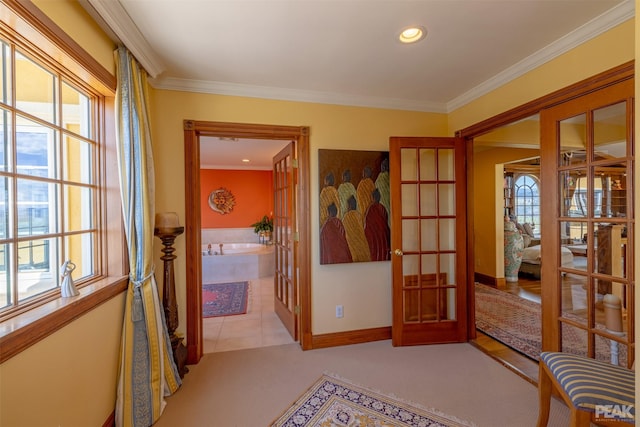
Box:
[199,136,293,353]
[183,120,311,364]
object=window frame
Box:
[0,0,126,363]
[514,173,540,231]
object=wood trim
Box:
[0,276,128,363]
[1,0,116,93]
[102,410,115,427]
[456,61,634,139]
[473,272,502,287]
[183,120,311,364]
[311,327,392,349]
[183,124,202,364]
[466,139,476,340]
[297,127,313,350]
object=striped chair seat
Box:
[538,351,635,426]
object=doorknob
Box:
[394,249,403,256]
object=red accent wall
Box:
[201,169,273,228]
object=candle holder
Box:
[155,222,188,378]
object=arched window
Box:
[515,174,540,232]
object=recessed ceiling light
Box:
[399,26,426,44]
[242,159,250,163]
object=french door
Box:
[273,142,298,340]
[390,137,469,346]
[540,78,634,367]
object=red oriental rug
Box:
[475,283,627,365]
[202,281,249,318]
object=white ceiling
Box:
[84,0,633,168]
[200,137,289,170]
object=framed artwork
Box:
[208,187,236,214]
[319,149,390,265]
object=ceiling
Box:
[84,0,633,168]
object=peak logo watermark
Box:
[595,404,634,422]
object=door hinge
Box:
[294,305,300,314]
[292,159,298,168]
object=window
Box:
[0,39,101,316]
[514,174,540,232]
[0,1,125,332]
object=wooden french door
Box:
[273,142,298,340]
[390,137,468,346]
[540,78,634,367]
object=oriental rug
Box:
[475,283,627,365]
[270,374,474,427]
[202,281,249,318]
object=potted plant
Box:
[251,215,273,243]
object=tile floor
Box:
[202,276,295,353]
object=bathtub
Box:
[202,243,275,283]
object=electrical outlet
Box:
[336,305,344,318]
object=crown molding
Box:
[85,0,633,112]
[150,76,448,113]
[84,0,165,78]
[446,0,635,112]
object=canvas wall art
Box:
[319,149,390,265]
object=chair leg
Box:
[537,363,552,427]
[569,407,591,427]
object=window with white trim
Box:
[0,30,104,316]
[514,174,540,233]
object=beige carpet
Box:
[154,340,571,426]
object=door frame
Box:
[183,120,312,364]
[456,61,633,345]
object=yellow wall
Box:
[448,19,634,132]
[150,90,447,334]
[0,297,125,426]
[31,0,116,74]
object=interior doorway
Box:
[461,62,634,379]
[199,136,292,353]
[183,120,311,364]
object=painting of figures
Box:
[319,149,390,265]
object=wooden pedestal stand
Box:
[154,226,189,378]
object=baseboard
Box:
[310,326,391,349]
[474,272,505,288]
[102,410,115,427]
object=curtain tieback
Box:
[130,267,155,322]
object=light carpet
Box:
[154,341,572,426]
[271,374,474,426]
[475,283,627,365]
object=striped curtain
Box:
[114,46,181,427]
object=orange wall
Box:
[200,169,273,228]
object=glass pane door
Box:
[391,137,467,346]
[541,79,634,367]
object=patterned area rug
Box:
[202,282,249,317]
[271,374,474,427]
[475,283,627,364]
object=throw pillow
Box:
[523,223,535,237]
